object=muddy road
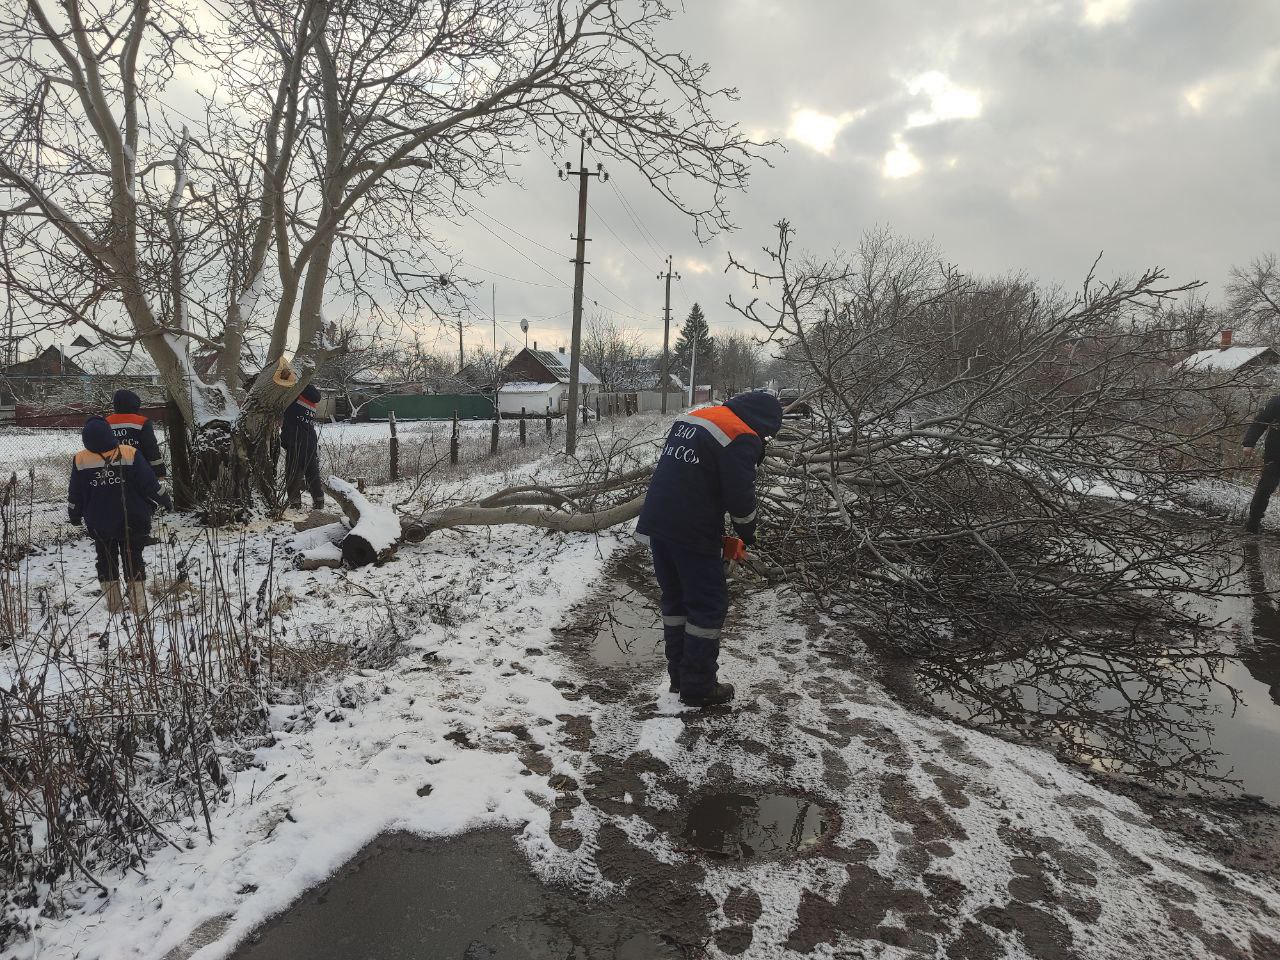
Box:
[227,547,1280,959]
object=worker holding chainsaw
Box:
[636,390,783,708]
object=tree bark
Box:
[165,399,196,512]
[422,495,644,537]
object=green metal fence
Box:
[363,394,495,421]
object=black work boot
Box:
[680,682,735,708]
[312,497,326,511]
[1246,517,1262,534]
[288,498,303,511]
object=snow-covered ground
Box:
[6,414,1280,959]
[1,415,661,958]
[0,419,539,502]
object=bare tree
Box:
[377,333,458,388]
[0,0,766,514]
[1227,253,1280,343]
[712,330,763,394]
[582,311,643,391]
[458,343,515,393]
[312,317,417,419]
[1142,289,1224,359]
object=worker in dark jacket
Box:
[636,390,783,707]
[1243,394,1280,532]
[68,415,172,613]
[282,383,325,511]
[107,389,166,479]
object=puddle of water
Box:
[551,548,666,670]
[917,534,1280,804]
[681,791,829,860]
[557,587,663,668]
[588,595,663,666]
[229,831,682,960]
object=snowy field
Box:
[0,417,569,503]
[4,412,1280,959]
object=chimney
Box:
[533,340,538,351]
[1221,328,1233,349]
[558,346,565,354]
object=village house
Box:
[0,336,162,427]
[496,346,600,417]
[1175,329,1280,376]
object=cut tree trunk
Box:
[191,423,253,526]
[421,495,644,536]
[324,477,426,566]
[317,477,645,567]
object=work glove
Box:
[67,507,82,526]
[154,492,174,514]
[734,520,757,549]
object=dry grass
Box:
[0,484,347,944]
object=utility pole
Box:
[457,317,464,373]
[559,135,607,456]
[688,336,697,407]
[492,284,499,418]
[658,255,680,415]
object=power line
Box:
[587,197,661,275]
[463,208,570,290]
[466,261,563,290]
[464,200,566,260]
[610,179,666,262]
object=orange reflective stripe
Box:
[689,405,756,442]
[107,413,147,427]
[75,451,106,469]
[115,446,136,463]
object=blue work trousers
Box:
[649,537,728,698]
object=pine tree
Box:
[674,302,716,389]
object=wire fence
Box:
[0,381,671,504]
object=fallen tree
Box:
[724,222,1245,641]
[719,222,1257,792]
[304,442,655,568]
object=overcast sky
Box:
[440,0,1280,356]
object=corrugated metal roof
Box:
[529,349,600,386]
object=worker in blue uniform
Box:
[636,390,783,707]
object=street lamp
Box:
[520,318,529,349]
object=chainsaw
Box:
[722,535,747,565]
[723,534,784,583]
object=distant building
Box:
[0,337,163,427]
[1175,330,1280,376]
[609,357,685,394]
[496,347,600,417]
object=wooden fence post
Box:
[450,410,459,466]
[545,411,552,440]
[520,407,527,445]
[490,412,499,456]
[389,410,399,481]
[582,400,589,426]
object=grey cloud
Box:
[439,0,1280,353]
